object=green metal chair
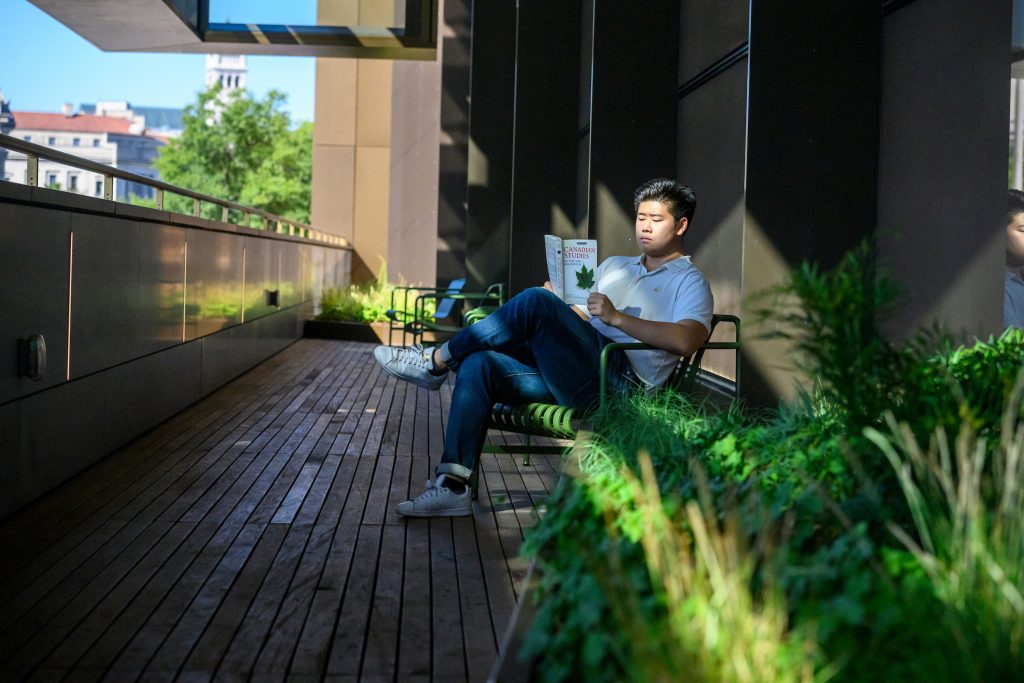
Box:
[387,280,505,346]
[474,314,741,496]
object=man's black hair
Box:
[1009,189,1024,223]
[633,178,697,223]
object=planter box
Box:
[304,319,391,344]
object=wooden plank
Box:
[212,522,311,675]
[0,339,558,679]
[0,342,333,608]
[180,524,289,674]
[249,522,335,675]
[2,520,178,674]
[40,521,196,671]
[397,519,432,680]
[325,524,385,677]
[283,522,360,677]
[291,454,343,527]
[430,518,466,681]
[453,516,499,682]
[105,515,250,676]
[470,448,521,646]
[71,517,218,672]
[358,524,405,679]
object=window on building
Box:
[68,174,79,191]
[72,137,81,147]
[95,179,103,196]
[92,139,100,147]
[46,171,58,186]
[47,136,56,145]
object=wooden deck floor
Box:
[0,339,562,682]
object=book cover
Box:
[545,236,597,306]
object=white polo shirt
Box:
[588,254,714,387]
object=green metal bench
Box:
[474,314,741,495]
[387,280,505,346]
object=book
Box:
[545,235,598,305]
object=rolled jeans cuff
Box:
[436,461,474,481]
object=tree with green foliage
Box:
[140,84,312,222]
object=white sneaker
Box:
[397,476,472,517]
[373,344,447,391]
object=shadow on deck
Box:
[0,339,562,681]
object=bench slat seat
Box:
[481,314,741,462]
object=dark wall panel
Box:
[745,0,881,270]
[589,0,680,259]
[138,224,187,354]
[678,60,748,380]
[508,0,584,294]
[70,213,142,378]
[281,241,301,308]
[464,0,517,291]
[741,0,882,404]
[878,0,1010,338]
[243,236,276,322]
[679,0,749,84]
[0,203,70,404]
[437,0,472,286]
[185,228,244,339]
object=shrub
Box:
[521,242,1024,682]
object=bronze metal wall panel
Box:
[0,203,71,405]
[678,61,747,380]
[184,228,243,340]
[102,341,202,453]
[15,371,110,510]
[137,224,187,354]
[243,237,276,322]
[280,241,301,308]
[69,213,142,378]
[679,0,749,85]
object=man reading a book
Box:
[373,178,714,517]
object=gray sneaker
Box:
[397,476,472,517]
[373,344,447,391]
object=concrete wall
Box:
[0,183,350,517]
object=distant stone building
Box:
[80,100,185,137]
[4,108,165,200]
[205,54,247,99]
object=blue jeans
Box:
[436,287,632,480]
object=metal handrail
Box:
[0,132,350,248]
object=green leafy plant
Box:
[316,261,436,324]
[866,391,1024,680]
[521,242,1024,682]
[317,262,394,323]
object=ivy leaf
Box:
[575,264,596,289]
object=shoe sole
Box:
[396,506,472,518]
[374,355,445,391]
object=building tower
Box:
[204,54,247,97]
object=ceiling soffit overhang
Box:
[28,0,438,61]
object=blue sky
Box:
[3,0,317,123]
